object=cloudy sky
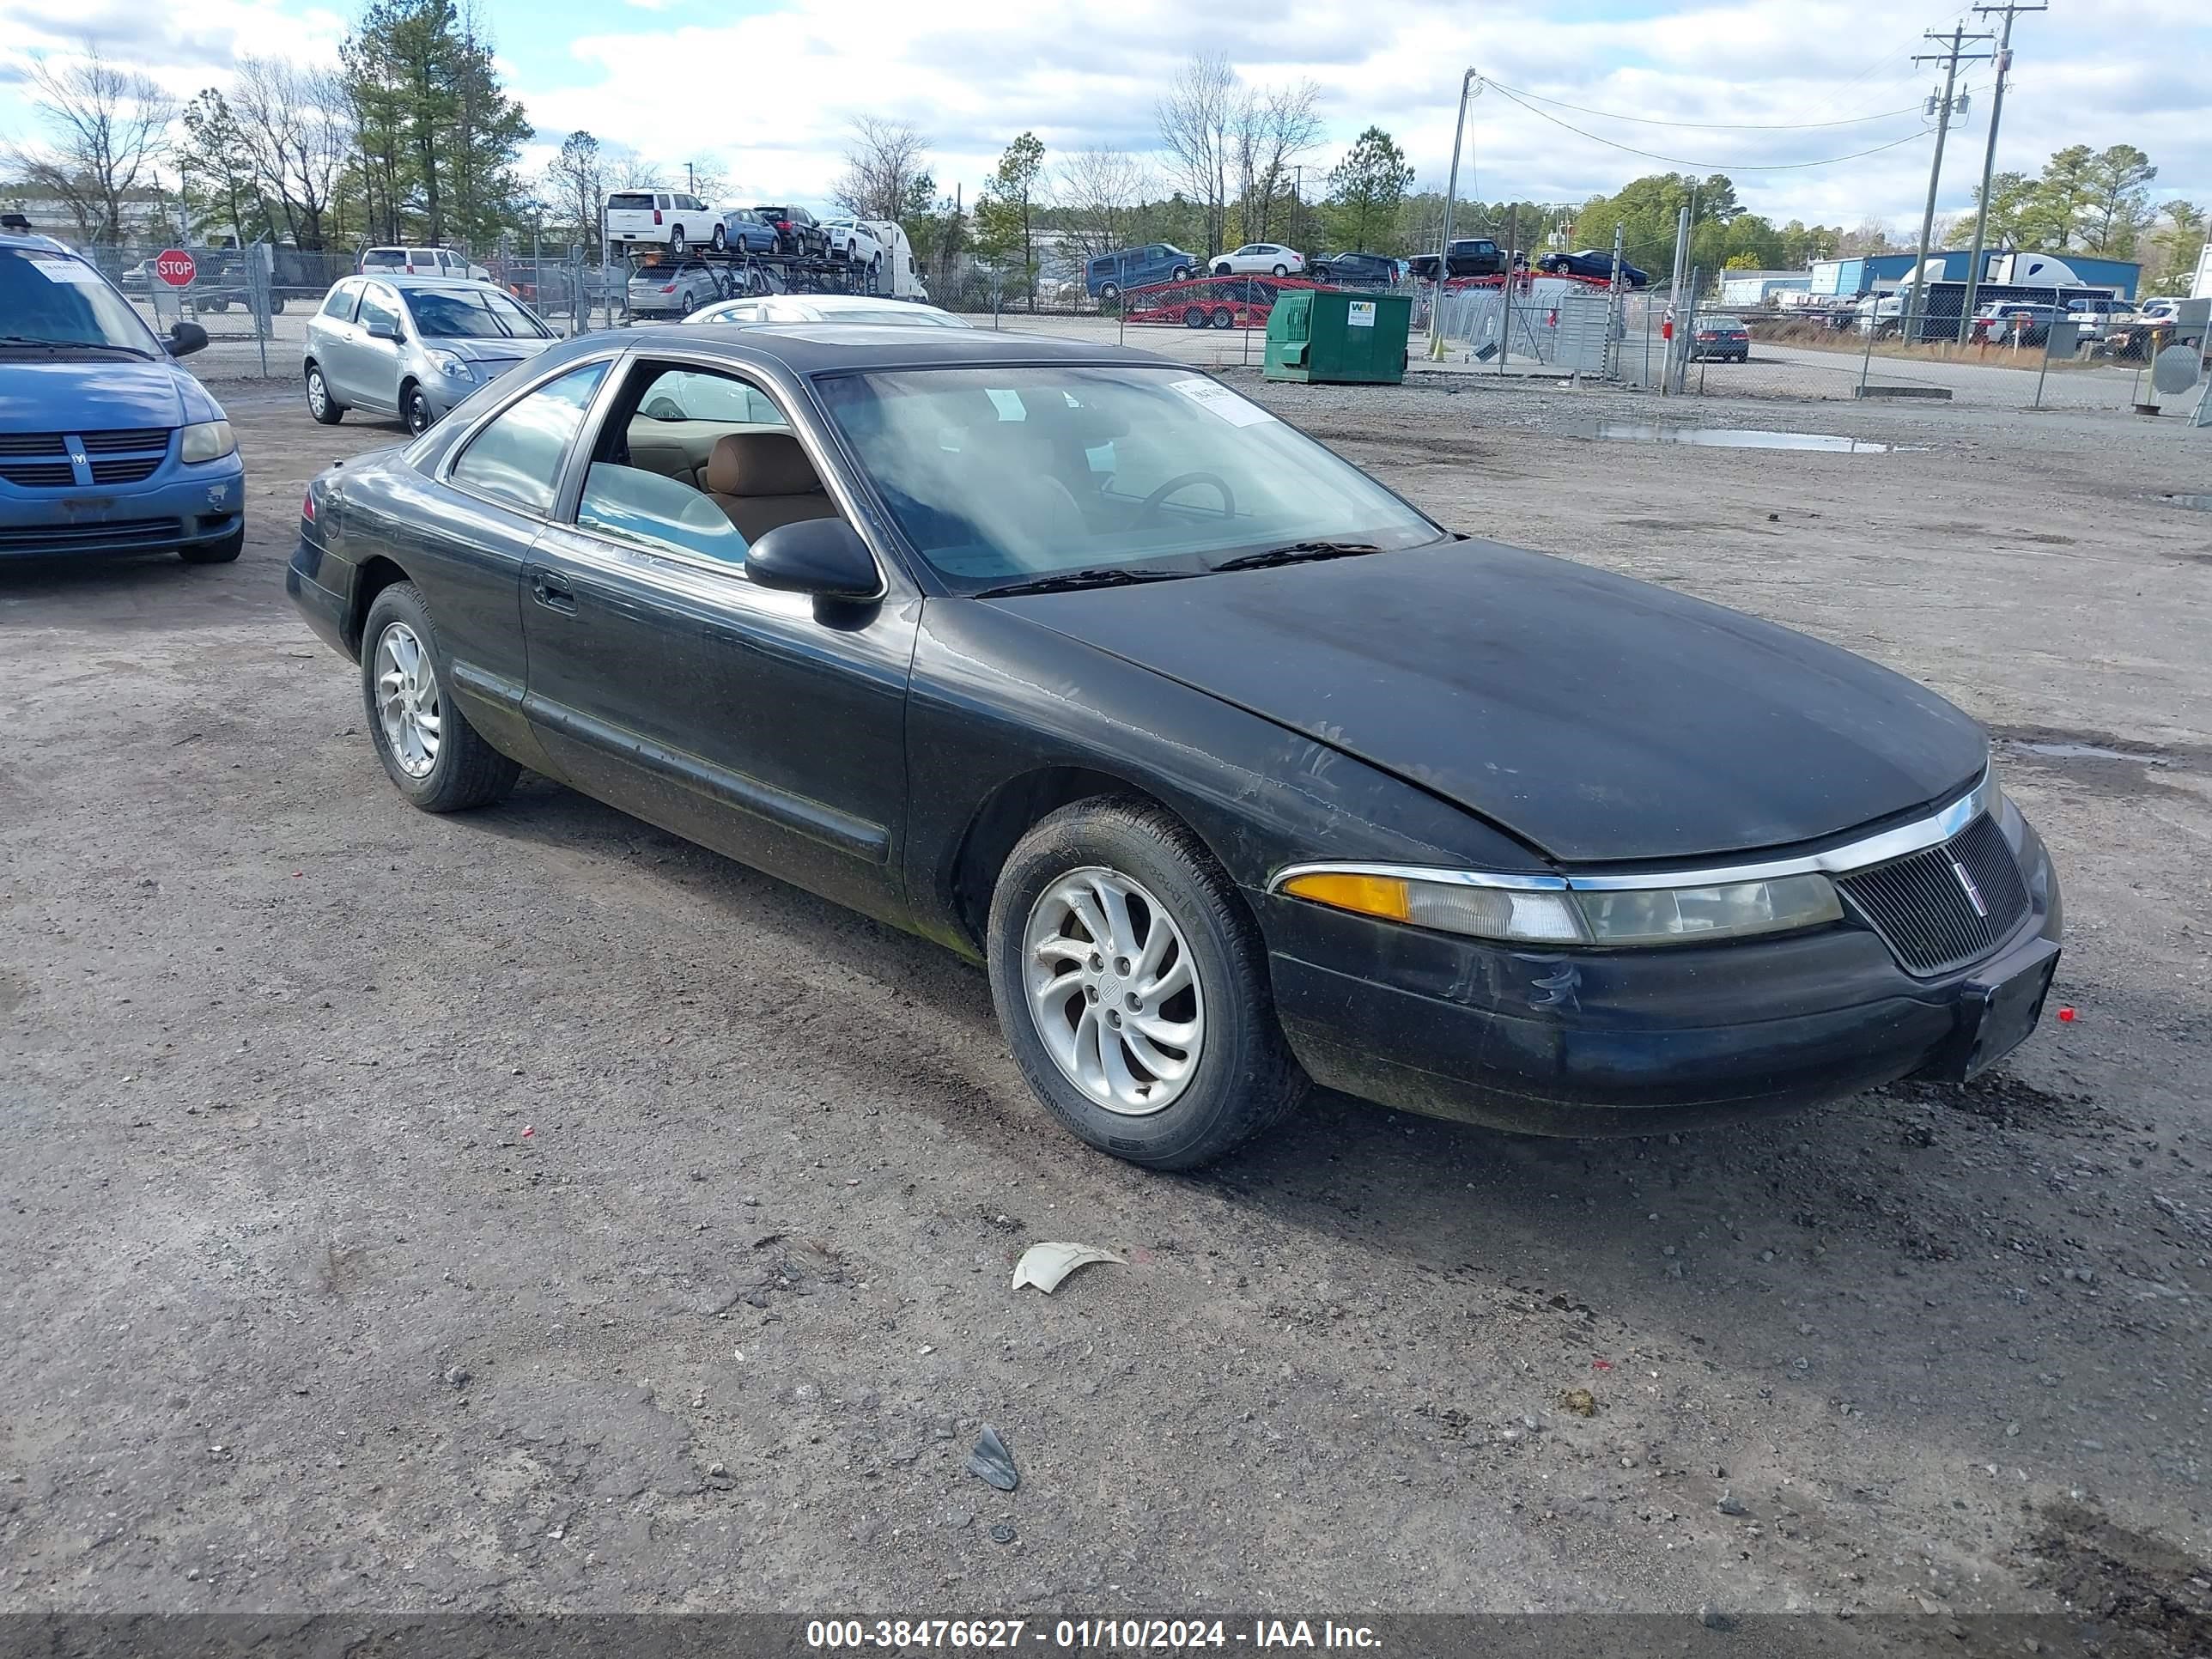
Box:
[1,0,2204,238]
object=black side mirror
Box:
[746,517,878,601]
[167,320,209,358]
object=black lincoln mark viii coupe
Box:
[288,326,2062,1169]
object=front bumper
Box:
[1262,815,2062,1136]
[0,456,245,560]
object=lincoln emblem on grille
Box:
[1948,857,1990,918]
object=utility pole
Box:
[1662,200,1689,394]
[1428,68,1479,362]
[1905,25,1992,346]
[1957,0,2044,342]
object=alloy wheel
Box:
[307,369,328,418]
[374,621,443,779]
[1023,866,1205,1115]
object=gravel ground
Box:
[2,372,2208,1648]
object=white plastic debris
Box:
[1012,1242,1127,1295]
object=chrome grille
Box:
[89,456,163,484]
[1835,814,2030,976]
[80,428,170,453]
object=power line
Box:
[1483,82,1937,172]
[1478,78,1936,131]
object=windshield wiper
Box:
[972,566,1198,599]
[1210,540,1383,572]
[0,334,149,356]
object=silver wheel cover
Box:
[374,621,443,779]
[1024,866,1206,1115]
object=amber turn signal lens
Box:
[1279,871,1412,921]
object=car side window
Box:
[576,362,824,568]
[356,286,401,337]
[320,283,360,321]
[450,362,610,515]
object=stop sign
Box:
[154,248,197,288]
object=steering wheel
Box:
[1138,471,1236,523]
[641,396,686,421]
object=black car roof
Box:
[602,322,1175,374]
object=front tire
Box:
[1171,265,1192,283]
[360,582,520,813]
[306,363,344,424]
[987,798,1306,1170]
[402,383,434,435]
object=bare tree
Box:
[1157,52,1242,256]
[834,117,932,222]
[610,149,667,191]
[1056,146,1151,259]
[228,57,351,249]
[1234,79,1322,244]
[3,46,178,240]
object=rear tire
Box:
[669,226,688,256]
[1210,307,1234,329]
[305,363,344,425]
[179,526,245,565]
[1272,263,1288,276]
[1185,306,1208,329]
[360,581,520,813]
[987,798,1306,1170]
[1098,283,1120,304]
[711,224,727,252]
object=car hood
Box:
[430,337,554,368]
[0,355,216,430]
[990,540,1988,865]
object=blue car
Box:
[0,233,245,563]
[709,209,781,256]
[1085,243,1200,301]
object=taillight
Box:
[301,489,316,523]
[653,208,663,225]
[661,283,676,294]
[776,220,792,232]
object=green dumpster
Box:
[1263,287,1411,383]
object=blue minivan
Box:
[1085,243,1200,301]
[1,232,246,563]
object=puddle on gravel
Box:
[1591,422,1890,453]
[2158,492,2212,511]
[2004,739,2168,765]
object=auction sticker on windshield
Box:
[1168,376,1275,427]
[27,254,100,284]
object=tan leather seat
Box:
[703,433,839,544]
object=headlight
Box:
[428,352,475,380]
[1276,866,1841,947]
[179,420,235,464]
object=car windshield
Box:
[0,247,158,353]
[404,287,551,339]
[817,364,1443,590]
